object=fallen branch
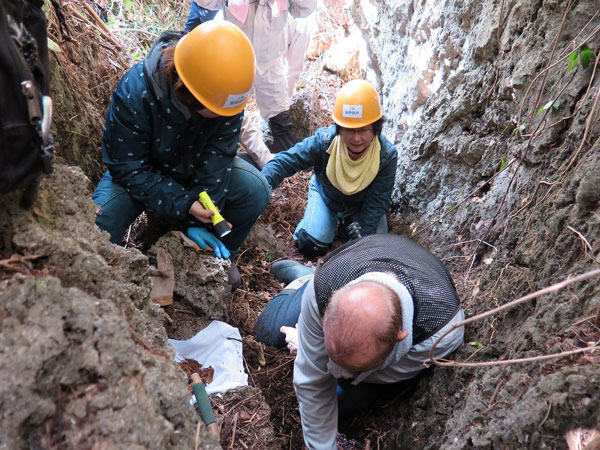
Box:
[112,27,159,38]
[538,400,553,430]
[65,2,87,23]
[429,268,600,367]
[262,356,295,374]
[229,412,238,449]
[80,1,122,47]
[0,254,41,272]
[69,0,122,49]
[567,225,598,263]
[223,391,260,417]
[194,421,201,450]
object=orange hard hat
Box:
[332,79,383,128]
[174,21,255,116]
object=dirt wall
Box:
[352,0,600,447]
[0,166,219,449]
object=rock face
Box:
[0,166,219,449]
[149,234,232,323]
[351,0,600,447]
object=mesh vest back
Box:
[314,234,461,344]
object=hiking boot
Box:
[228,259,242,290]
[270,260,315,285]
[268,110,297,152]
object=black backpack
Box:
[0,0,54,204]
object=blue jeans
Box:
[255,281,417,417]
[184,2,218,31]
[293,175,387,244]
[92,157,271,254]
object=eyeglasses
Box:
[341,127,374,138]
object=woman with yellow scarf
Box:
[262,79,398,258]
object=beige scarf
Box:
[325,135,381,195]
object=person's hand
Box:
[189,200,214,224]
[280,324,299,355]
[189,200,233,228]
[187,227,231,259]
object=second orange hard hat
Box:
[332,79,383,128]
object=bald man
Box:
[255,234,465,450]
[323,281,409,374]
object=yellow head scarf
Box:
[325,135,381,195]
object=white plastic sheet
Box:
[168,320,248,395]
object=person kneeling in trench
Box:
[91,22,271,289]
[261,79,398,259]
[255,234,465,450]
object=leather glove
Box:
[187,227,231,259]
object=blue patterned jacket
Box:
[101,32,243,227]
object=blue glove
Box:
[187,227,231,259]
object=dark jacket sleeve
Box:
[356,136,398,235]
[102,88,195,219]
[261,128,328,189]
[102,62,244,223]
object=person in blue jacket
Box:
[262,79,398,258]
[92,22,271,287]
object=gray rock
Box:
[149,233,231,323]
[0,165,219,449]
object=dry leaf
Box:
[257,350,266,366]
[472,279,480,298]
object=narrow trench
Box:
[119,4,386,446]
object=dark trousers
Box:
[337,377,419,418]
[92,157,270,255]
[184,2,218,32]
[254,282,308,348]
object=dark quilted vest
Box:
[314,234,461,344]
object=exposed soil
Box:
[138,169,419,450]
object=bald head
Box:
[323,280,406,373]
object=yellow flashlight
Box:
[199,191,231,238]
